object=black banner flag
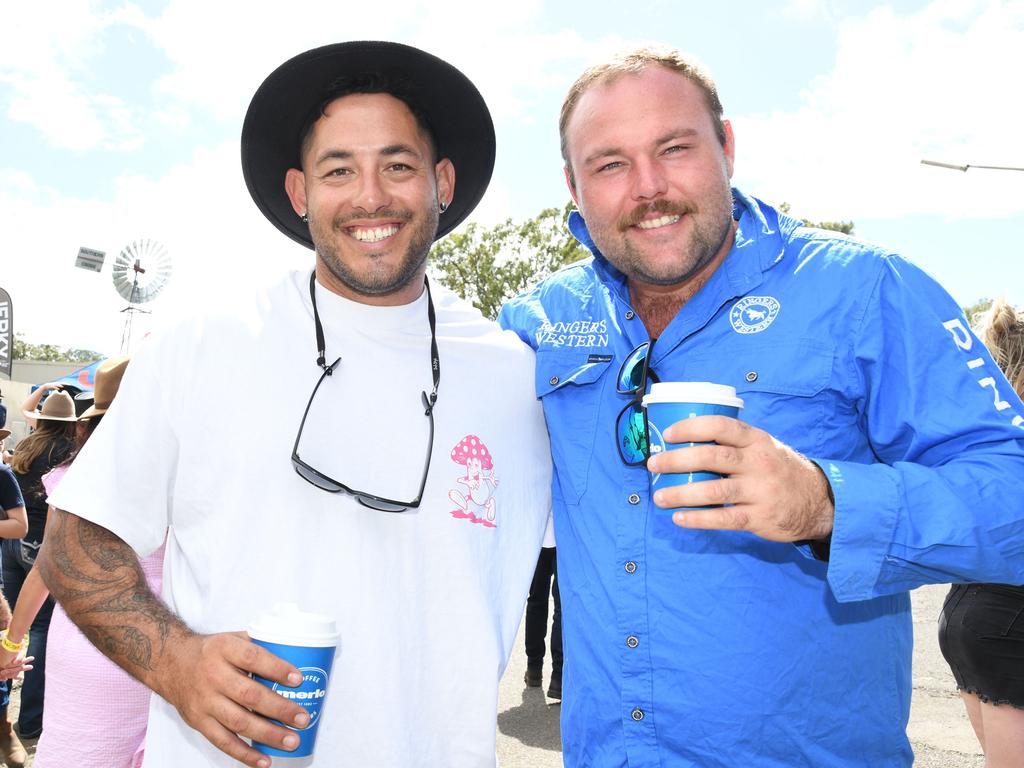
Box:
[0,287,11,379]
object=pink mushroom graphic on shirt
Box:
[449,435,499,526]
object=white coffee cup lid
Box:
[642,382,744,409]
[248,602,340,647]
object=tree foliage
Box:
[432,201,862,320]
[430,202,588,320]
[778,202,855,235]
[962,297,993,324]
[13,333,102,363]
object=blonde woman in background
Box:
[938,297,1024,768]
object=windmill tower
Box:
[111,238,172,353]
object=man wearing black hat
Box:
[40,42,551,768]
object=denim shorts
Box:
[938,582,1024,707]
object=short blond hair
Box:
[559,45,726,185]
[973,298,1024,398]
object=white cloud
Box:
[6,81,143,151]
[734,0,1024,222]
[135,0,626,128]
[0,1,147,151]
[781,0,834,21]
[7,0,1024,354]
[0,137,295,353]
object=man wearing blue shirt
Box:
[500,46,1024,768]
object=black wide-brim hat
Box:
[241,41,496,250]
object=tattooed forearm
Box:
[78,518,144,572]
[40,506,124,589]
[37,508,191,682]
[82,623,156,669]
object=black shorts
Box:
[938,583,1024,707]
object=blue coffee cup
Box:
[642,382,744,513]
[249,604,339,758]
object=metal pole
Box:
[921,159,1024,172]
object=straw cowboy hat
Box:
[79,356,130,420]
[241,40,496,250]
[24,390,77,422]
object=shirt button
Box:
[549,375,559,386]
[631,707,645,721]
[745,371,758,382]
[625,310,635,320]
[624,561,637,574]
[627,493,641,505]
[626,635,639,648]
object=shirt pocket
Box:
[535,349,613,503]
[688,339,835,457]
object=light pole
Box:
[921,159,1024,172]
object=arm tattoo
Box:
[38,509,188,678]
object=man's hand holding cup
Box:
[644,382,834,543]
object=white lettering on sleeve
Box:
[979,377,1012,411]
[942,319,973,351]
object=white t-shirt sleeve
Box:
[542,511,556,547]
[48,335,178,557]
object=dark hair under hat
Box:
[241,40,496,250]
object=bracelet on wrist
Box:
[0,630,25,653]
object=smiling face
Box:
[564,65,736,289]
[285,92,454,305]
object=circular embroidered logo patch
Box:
[729,296,780,334]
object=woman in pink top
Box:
[0,356,166,768]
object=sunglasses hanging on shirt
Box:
[615,340,659,466]
[291,271,439,511]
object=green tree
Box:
[962,298,992,324]
[433,201,860,320]
[430,202,588,320]
[13,332,103,364]
[778,202,855,235]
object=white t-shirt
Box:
[50,270,552,768]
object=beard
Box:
[310,203,438,297]
[589,181,734,287]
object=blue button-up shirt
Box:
[499,190,1024,768]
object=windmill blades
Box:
[112,238,173,304]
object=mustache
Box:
[618,199,696,231]
[331,208,415,229]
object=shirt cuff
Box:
[807,458,901,603]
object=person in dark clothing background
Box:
[3,386,76,744]
[524,546,562,699]
[0,451,31,768]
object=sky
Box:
[1,0,1023,357]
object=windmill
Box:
[112,238,172,352]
